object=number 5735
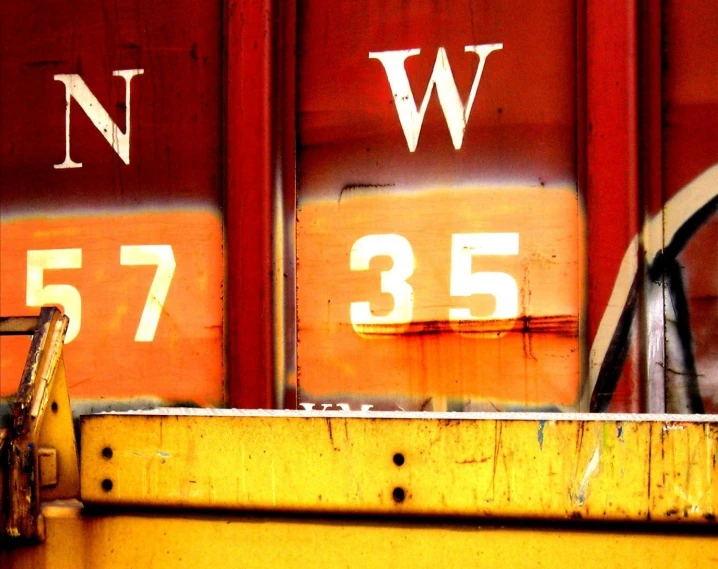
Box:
[26,245,175,343]
[349,233,519,338]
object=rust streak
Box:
[325,418,339,451]
[349,314,579,337]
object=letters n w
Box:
[369,45,502,152]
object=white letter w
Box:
[369,45,502,152]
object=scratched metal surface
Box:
[81,413,718,522]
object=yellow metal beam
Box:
[81,411,718,522]
[3,501,718,569]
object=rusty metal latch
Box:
[0,307,80,543]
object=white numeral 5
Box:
[27,249,83,343]
[449,233,519,336]
[349,234,415,334]
[120,245,176,342]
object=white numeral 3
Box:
[350,234,415,334]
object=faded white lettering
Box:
[369,45,502,151]
[54,69,144,168]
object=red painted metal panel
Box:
[0,0,224,405]
[225,0,276,409]
[0,0,714,414]
[295,0,580,410]
[276,1,299,410]
[588,0,718,413]
[585,0,641,411]
[660,0,718,413]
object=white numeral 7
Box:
[120,245,176,342]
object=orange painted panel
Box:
[0,210,223,404]
[298,188,579,405]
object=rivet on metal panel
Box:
[393,453,405,466]
[392,487,406,503]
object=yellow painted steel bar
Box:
[3,307,78,541]
[81,411,718,522]
[2,501,717,569]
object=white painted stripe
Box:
[588,164,718,401]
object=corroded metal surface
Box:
[2,308,79,541]
[81,411,717,523]
[12,309,65,438]
[0,317,39,336]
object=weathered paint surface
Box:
[0,0,225,405]
[0,0,715,414]
[660,0,718,412]
[293,0,718,413]
[296,0,579,409]
[298,188,580,404]
[81,412,718,523]
[0,212,223,404]
[588,0,718,412]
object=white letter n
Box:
[369,45,502,152]
[54,69,144,169]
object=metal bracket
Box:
[0,307,80,543]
